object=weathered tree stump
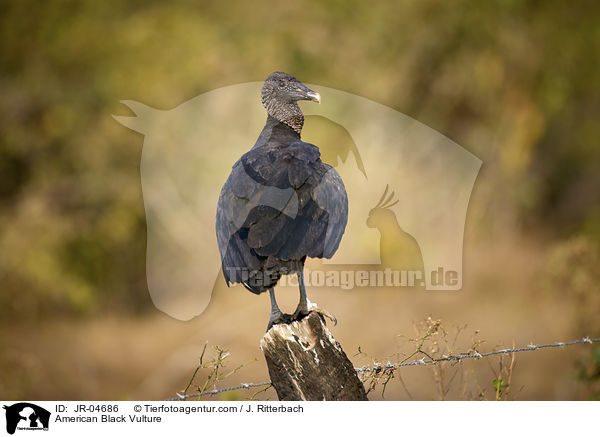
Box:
[260,312,368,401]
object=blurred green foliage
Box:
[0,0,599,319]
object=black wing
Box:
[216,141,348,293]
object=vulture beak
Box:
[296,82,321,104]
[306,90,321,104]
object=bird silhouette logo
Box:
[367,185,424,275]
[114,79,481,320]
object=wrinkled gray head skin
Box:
[261,72,321,133]
[261,71,321,105]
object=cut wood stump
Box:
[260,311,367,401]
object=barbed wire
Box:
[164,382,272,401]
[355,337,599,373]
[165,337,600,401]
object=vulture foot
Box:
[292,302,337,326]
[267,312,292,332]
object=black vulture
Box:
[216,72,348,329]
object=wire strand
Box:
[165,337,599,401]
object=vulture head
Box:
[261,71,321,133]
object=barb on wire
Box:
[164,337,600,401]
[164,382,272,401]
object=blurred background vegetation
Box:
[0,0,598,400]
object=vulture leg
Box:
[267,288,289,331]
[292,270,311,320]
[292,269,338,325]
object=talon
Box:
[291,303,337,326]
[310,306,337,326]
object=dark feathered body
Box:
[216,115,348,294]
